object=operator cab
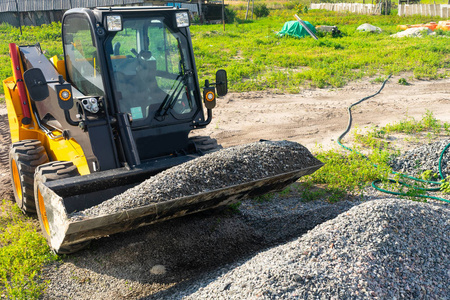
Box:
[23,7,226,171]
[62,7,202,123]
[59,7,223,166]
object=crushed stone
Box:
[70,140,322,220]
[166,199,449,299]
[41,139,450,299]
[390,139,450,179]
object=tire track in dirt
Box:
[0,113,13,200]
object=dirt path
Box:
[1,76,450,299]
[195,76,450,150]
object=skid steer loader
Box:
[3,6,323,254]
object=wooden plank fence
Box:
[310,2,450,18]
[310,3,381,15]
[398,4,450,18]
[0,0,148,27]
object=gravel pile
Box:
[390,139,450,178]
[169,199,449,299]
[70,141,322,220]
[42,196,359,300]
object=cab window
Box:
[63,16,104,97]
[105,17,197,124]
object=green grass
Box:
[384,110,445,135]
[190,9,450,92]
[301,110,450,202]
[304,145,393,193]
[0,200,58,300]
[1,9,450,94]
[351,110,450,151]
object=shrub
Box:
[225,7,236,24]
[254,4,270,18]
[297,4,309,14]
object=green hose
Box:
[337,75,450,204]
[439,142,450,180]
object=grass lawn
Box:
[1,9,450,94]
[191,9,450,92]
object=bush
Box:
[285,0,318,10]
[192,14,200,24]
[225,7,236,24]
[254,4,270,18]
[297,4,309,14]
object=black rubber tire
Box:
[190,135,223,153]
[9,139,49,214]
[34,161,90,254]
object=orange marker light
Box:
[59,89,71,101]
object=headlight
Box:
[175,12,190,28]
[106,15,122,31]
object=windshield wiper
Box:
[155,75,186,118]
[155,37,191,119]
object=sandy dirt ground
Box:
[1,76,450,299]
[195,76,450,150]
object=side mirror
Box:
[215,69,228,97]
[23,68,49,101]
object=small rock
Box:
[150,265,166,275]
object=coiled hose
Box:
[337,75,450,203]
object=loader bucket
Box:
[37,163,323,254]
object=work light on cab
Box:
[176,12,189,27]
[106,15,122,31]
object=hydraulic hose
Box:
[337,75,450,203]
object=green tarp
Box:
[278,20,316,38]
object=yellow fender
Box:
[3,53,90,176]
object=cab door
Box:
[62,15,105,98]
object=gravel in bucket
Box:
[70,140,322,220]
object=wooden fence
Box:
[310,3,382,15]
[398,4,450,18]
[310,2,450,18]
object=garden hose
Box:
[337,75,450,203]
